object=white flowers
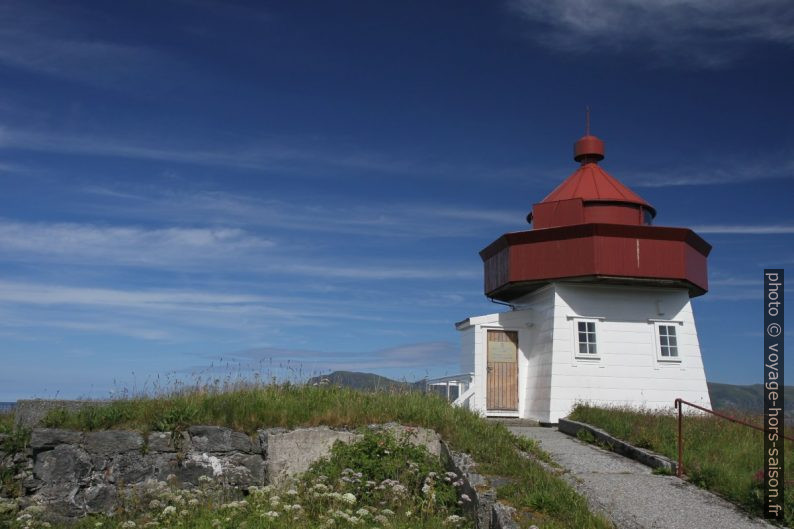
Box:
[161,506,177,516]
[341,492,357,505]
[120,522,137,529]
[444,514,465,525]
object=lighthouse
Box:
[455,129,712,423]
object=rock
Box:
[81,484,117,514]
[84,431,143,456]
[30,484,83,519]
[30,429,83,452]
[374,423,443,457]
[15,400,114,430]
[260,427,361,484]
[107,453,154,485]
[166,455,215,485]
[147,431,191,453]
[188,426,253,453]
[33,445,92,484]
[224,453,266,487]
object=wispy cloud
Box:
[508,0,794,67]
[0,217,480,281]
[77,187,526,239]
[691,224,794,234]
[0,220,275,268]
[0,125,456,179]
[631,157,794,187]
[209,340,459,371]
[0,2,179,89]
[0,280,451,344]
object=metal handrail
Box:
[425,372,474,384]
[674,398,794,478]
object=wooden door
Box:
[486,330,518,411]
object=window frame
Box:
[572,318,600,360]
[654,322,682,362]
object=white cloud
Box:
[0,220,275,268]
[0,2,181,89]
[76,187,526,239]
[214,340,459,370]
[690,225,794,234]
[509,0,794,67]
[631,158,794,187]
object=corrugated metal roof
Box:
[539,162,656,217]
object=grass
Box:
[569,403,794,526]
[7,384,613,529]
[0,411,13,435]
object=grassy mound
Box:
[570,403,794,525]
[10,385,613,529]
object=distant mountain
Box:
[0,402,15,412]
[307,373,790,418]
[708,382,793,417]
[307,371,425,391]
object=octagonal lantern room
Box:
[480,133,712,302]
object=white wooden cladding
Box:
[458,283,711,423]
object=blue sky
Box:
[0,0,792,400]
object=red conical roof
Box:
[540,162,656,217]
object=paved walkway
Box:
[509,426,776,529]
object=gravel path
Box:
[509,426,777,529]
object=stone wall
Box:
[2,423,522,529]
[2,424,440,520]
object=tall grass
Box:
[0,410,13,434]
[570,404,794,525]
[37,385,612,529]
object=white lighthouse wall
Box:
[547,283,711,422]
[458,285,556,419]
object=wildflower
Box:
[461,494,471,502]
[162,506,177,516]
[262,511,279,519]
[380,509,395,516]
[286,488,298,496]
[444,515,465,525]
[341,493,357,505]
[211,520,221,527]
[188,499,199,506]
[198,475,213,484]
[121,522,137,529]
[148,500,162,510]
[180,510,189,517]
[355,507,369,517]
[94,523,104,528]
[405,511,412,517]
[374,514,390,525]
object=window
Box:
[576,321,597,356]
[657,324,679,359]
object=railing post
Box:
[675,398,683,478]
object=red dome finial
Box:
[574,106,604,164]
